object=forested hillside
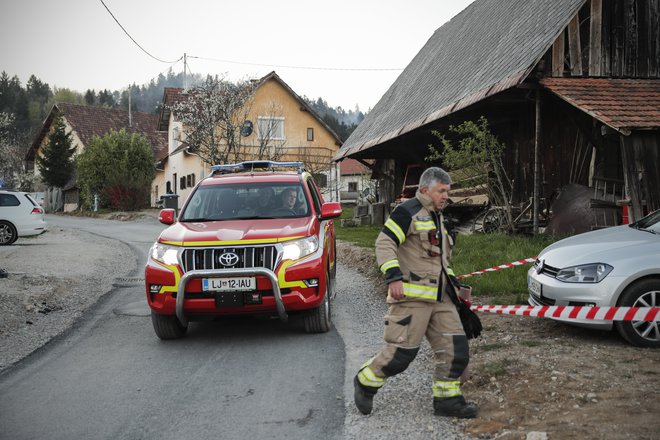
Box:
[0,68,364,164]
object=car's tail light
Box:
[31,207,43,214]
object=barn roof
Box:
[540,78,660,133]
[334,0,586,160]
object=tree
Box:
[50,87,84,105]
[84,89,96,105]
[426,116,515,231]
[36,113,76,188]
[0,112,34,190]
[171,75,256,165]
[76,129,155,211]
[98,89,115,107]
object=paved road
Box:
[0,215,345,440]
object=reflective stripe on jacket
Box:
[376,190,454,304]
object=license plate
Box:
[528,275,542,297]
[203,277,255,292]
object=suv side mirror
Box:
[159,208,176,225]
[320,202,342,220]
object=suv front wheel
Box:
[303,271,332,333]
[151,311,188,340]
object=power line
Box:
[188,55,403,72]
[99,0,182,64]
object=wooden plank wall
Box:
[551,0,660,78]
[602,0,659,77]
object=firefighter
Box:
[353,166,478,418]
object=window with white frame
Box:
[257,116,285,141]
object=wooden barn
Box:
[334,0,660,232]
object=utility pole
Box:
[128,85,132,127]
[183,53,187,90]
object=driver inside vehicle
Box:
[281,188,298,211]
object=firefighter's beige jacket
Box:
[375,189,454,304]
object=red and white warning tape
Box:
[471,304,660,322]
[457,257,537,279]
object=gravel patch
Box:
[0,227,133,372]
[334,241,470,440]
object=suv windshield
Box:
[180,182,310,221]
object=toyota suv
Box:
[145,161,342,339]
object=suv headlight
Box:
[150,243,180,266]
[556,263,613,283]
[282,236,319,261]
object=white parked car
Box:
[0,190,48,245]
[528,209,660,347]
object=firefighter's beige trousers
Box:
[358,299,469,396]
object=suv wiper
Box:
[180,218,210,222]
[236,215,276,220]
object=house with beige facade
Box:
[27,103,167,212]
[153,71,343,209]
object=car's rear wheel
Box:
[151,311,188,339]
[303,271,332,333]
[615,279,660,348]
[0,221,17,246]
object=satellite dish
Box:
[241,120,253,137]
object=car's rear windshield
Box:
[180,182,310,222]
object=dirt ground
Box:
[338,242,660,440]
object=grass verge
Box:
[336,211,557,301]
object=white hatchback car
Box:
[0,190,48,245]
[528,209,660,347]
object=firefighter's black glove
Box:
[449,274,462,288]
[457,301,483,339]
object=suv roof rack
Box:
[210,160,305,176]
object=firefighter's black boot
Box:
[353,376,377,415]
[433,395,479,418]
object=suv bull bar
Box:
[176,268,288,326]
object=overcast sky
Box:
[2,0,473,111]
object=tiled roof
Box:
[334,0,586,160]
[29,103,168,161]
[540,78,660,131]
[340,158,372,175]
[158,87,187,131]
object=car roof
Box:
[199,171,306,187]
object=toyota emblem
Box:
[219,252,240,267]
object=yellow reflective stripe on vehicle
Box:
[402,282,437,300]
[358,366,385,388]
[446,267,455,276]
[384,218,406,244]
[161,236,305,247]
[380,259,400,274]
[433,380,462,398]
[277,259,307,289]
[414,220,435,231]
[152,261,182,294]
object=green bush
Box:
[76,129,155,211]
